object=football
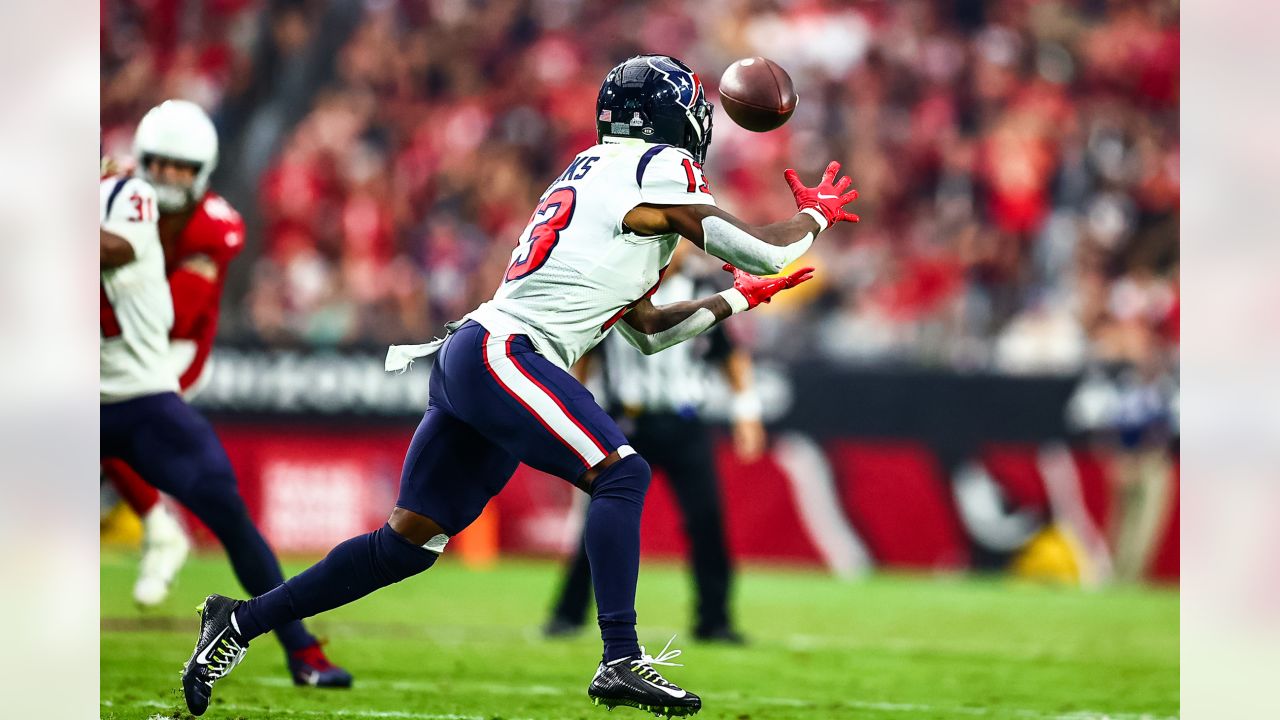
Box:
[718,57,798,132]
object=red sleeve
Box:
[169,268,218,338]
[186,195,246,266]
[169,210,243,337]
[211,217,245,267]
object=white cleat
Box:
[133,503,191,607]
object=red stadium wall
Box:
[828,440,970,569]
[197,424,1178,581]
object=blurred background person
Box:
[1107,350,1177,583]
[544,245,764,644]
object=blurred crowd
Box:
[100,0,1179,376]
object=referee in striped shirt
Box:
[544,246,764,643]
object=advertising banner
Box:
[189,349,1178,581]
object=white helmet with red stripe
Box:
[133,99,219,212]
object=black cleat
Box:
[693,625,747,645]
[180,594,250,716]
[543,616,586,639]
[588,636,701,717]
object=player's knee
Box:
[387,507,450,553]
[589,453,651,501]
[183,483,252,537]
[372,523,439,584]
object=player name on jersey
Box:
[451,139,716,371]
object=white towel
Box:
[384,338,447,373]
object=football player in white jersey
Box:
[182,54,858,718]
[101,152,352,689]
[100,175,175,399]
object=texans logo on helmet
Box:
[646,56,703,109]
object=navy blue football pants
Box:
[403,321,648,661]
[99,392,316,652]
[235,320,651,662]
[399,320,630,529]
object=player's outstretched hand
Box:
[723,263,815,309]
[783,161,860,229]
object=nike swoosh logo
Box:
[641,679,687,699]
[195,627,228,665]
[817,193,838,199]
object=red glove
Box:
[783,160,860,229]
[723,263,815,309]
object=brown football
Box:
[718,57,798,132]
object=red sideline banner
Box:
[201,424,1178,582]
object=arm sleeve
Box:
[636,146,718,207]
[615,306,722,355]
[701,215,813,275]
[100,178,160,258]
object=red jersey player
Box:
[163,190,245,394]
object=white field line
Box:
[372,620,1161,666]
[127,698,535,720]
[248,675,564,696]
[106,617,1166,668]
[233,676,1177,720]
[780,631,1106,663]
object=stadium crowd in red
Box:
[101,0,1178,375]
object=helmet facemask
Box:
[683,98,714,163]
[140,154,204,212]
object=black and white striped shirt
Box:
[598,272,733,416]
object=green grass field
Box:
[101,550,1178,720]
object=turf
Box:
[100,550,1178,720]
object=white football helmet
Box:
[133,100,219,212]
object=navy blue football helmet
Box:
[596,55,713,162]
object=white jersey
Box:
[467,140,716,370]
[100,176,177,403]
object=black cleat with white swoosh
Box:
[181,594,250,716]
[588,637,701,717]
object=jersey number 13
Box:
[505,187,576,282]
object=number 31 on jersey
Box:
[505,187,576,282]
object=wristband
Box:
[718,288,750,314]
[800,207,829,232]
[730,391,763,422]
